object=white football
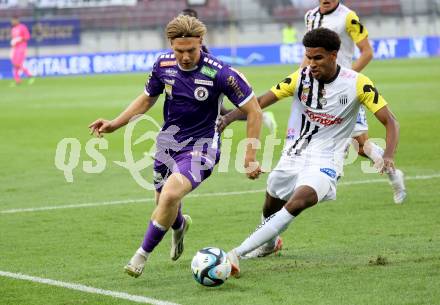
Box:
[191,247,231,287]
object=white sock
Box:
[136,247,150,258]
[234,207,294,257]
[261,213,278,248]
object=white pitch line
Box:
[0,270,181,305]
[0,189,265,214]
[1,173,439,215]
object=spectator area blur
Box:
[268,0,403,22]
[1,0,439,29]
[0,0,230,30]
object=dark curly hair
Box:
[181,8,198,18]
[303,28,341,52]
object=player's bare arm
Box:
[373,106,400,171]
[373,106,400,173]
[238,96,263,179]
[217,91,279,132]
[352,37,373,72]
[88,93,158,137]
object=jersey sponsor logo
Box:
[339,94,348,105]
[305,109,343,126]
[194,86,209,101]
[160,60,177,67]
[194,79,214,86]
[164,68,177,76]
[201,65,217,79]
[320,167,337,179]
[227,76,245,99]
[164,78,175,85]
[339,70,356,79]
[229,67,251,86]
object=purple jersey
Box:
[145,51,254,152]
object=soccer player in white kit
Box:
[226,28,401,277]
[303,0,406,204]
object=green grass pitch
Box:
[1,58,439,305]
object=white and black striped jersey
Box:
[305,3,369,68]
[270,66,387,174]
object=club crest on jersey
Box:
[339,94,348,105]
[300,87,310,102]
[194,86,209,101]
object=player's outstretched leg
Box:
[242,236,283,259]
[125,173,192,278]
[124,220,167,278]
[229,185,320,277]
[242,193,285,259]
[170,214,192,261]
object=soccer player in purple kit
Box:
[89,15,263,278]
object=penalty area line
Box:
[1,173,440,215]
[0,270,181,305]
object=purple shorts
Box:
[153,148,220,192]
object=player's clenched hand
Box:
[88,119,116,138]
[374,156,395,174]
[244,157,262,180]
[216,115,231,133]
[381,157,395,174]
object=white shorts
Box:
[266,158,337,203]
[351,106,368,138]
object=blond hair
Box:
[166,15,207,40]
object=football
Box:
[191,247,232,287]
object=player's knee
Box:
[159,189,183,208]
[263,193,285,218]
[284,198,312,217]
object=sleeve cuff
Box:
[238,92,255,107]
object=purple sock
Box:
[171,203,184,230]
[141,221,167,253]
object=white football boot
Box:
[170,214,192,261]
[242,236,283,259]
[124,248,148,278]
[227,250,241,278]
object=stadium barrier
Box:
[0,36,439,79]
